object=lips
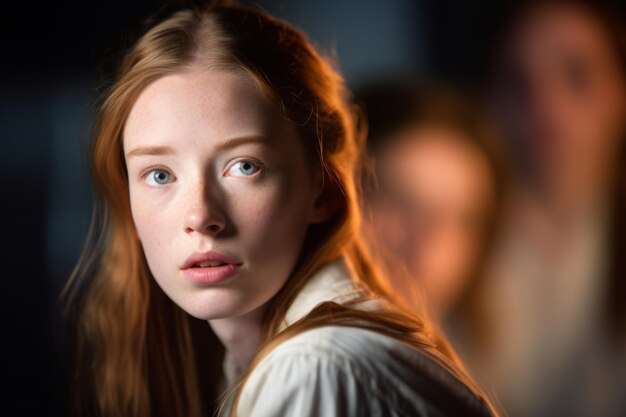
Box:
[193,260,228,268]
[181,250,242,284]
[181,250,242,270]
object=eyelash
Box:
[138,166,173,181]
[224,158,264,177]
[136,158,265,184]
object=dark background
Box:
[2,1,622,415]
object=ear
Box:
[309,171,341,224]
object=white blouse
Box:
[220,258,493,417]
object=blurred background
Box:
[2,0,625,416]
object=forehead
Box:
[123,69,281,149]
[377,127,492,204]
[508,4,616,63]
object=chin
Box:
[173,289,257,321]
[177,303,241,321]
[179,298,240,321]
[183,308,234,321]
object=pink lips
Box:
[181,250,242,284]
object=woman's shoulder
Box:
[238,325,494,417]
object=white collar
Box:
[279,257,369,331]
[221,256,370,385]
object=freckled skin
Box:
[123,70,323,321]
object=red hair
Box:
[63,3,499,416]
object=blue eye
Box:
[228,160,260,177]
[146,169,172,186]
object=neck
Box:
[209,304,267,372]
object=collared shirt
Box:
[220,257,494,417]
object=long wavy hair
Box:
[63,3,498,416]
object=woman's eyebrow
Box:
[125,145,176,159]
[216,135,268,150]
[125,136,268,159]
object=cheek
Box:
[417,229,476,300]
[558,77,625,148]
[129,188,179,267]
[229,172,314,259]
[590,87,626,144]
[230,185,283,236]
[418,226,473,277]
[373,207,409,252]
[130,197,155,241]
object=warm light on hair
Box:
[62,3,499,417]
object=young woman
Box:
[485,1,626,416]
[358,81,506,363]
[63,3,498,417]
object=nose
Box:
[183,183,226,236]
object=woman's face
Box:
[370,127,493,318]
[492,3,626,189]
[123,70,324,320]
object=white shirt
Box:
[221,258,493,417]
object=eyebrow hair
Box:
[125,136,269,159]
[215,135,268,150]
[125,145,176,159]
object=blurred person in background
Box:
[358,81,508,375]
[485,1,626,416]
